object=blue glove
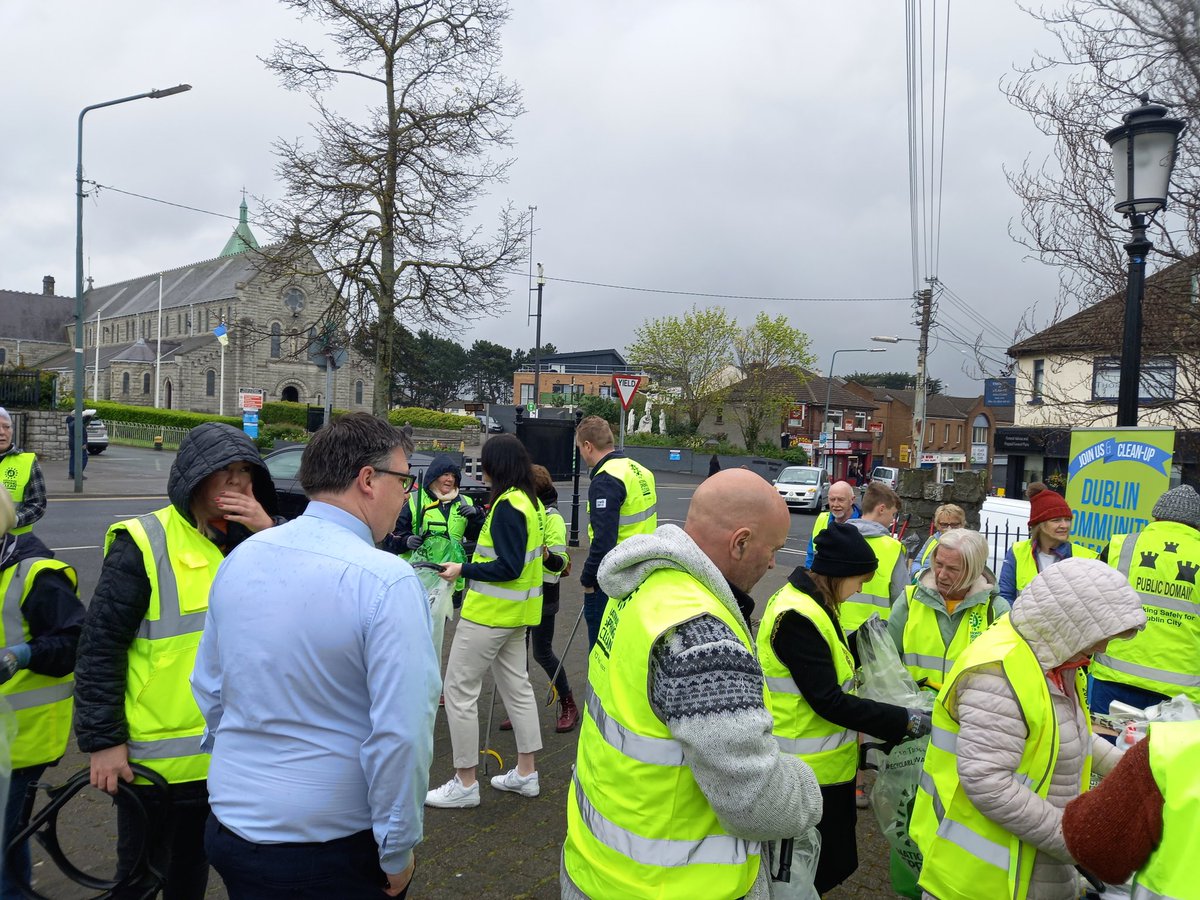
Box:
[0,644,30,685]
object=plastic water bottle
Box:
[1113,723,1139,754]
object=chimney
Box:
[42,275,55,296]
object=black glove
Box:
[904,708,933,739]
[405,534,425,551]
[462,502,485,521]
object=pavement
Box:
[23,446,897,899]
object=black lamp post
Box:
[1104,96,1184,427]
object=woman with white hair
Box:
[889,528,1009,690]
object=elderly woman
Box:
[909,504,966,578]
[890,529,1008,691]
[998,483,1097,602]
[910,558,1147,900]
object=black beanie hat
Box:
[812,522,878,577]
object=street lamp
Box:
[74,84,191,492]
[872,334,926,466]
[1103,96,1184,427]
[823,347,886,477]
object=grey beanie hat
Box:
[1151,485,1200,530]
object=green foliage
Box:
[86,400,241,429]
[578,394,620,428]
[731,312,816,448]
[386,407,479,430]
[465,340,516,403]
[847,371,944,395]
[780,446,811,466]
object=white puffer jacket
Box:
[924,558,1147,900]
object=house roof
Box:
[0,290,75,342]
[868,387,981,419]
[1008,251,1200,357]
[542,348,628,365]
[728,368,877,411]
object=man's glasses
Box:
[373,467,417,492]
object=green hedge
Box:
[79,400,241,429]
[259,401,351,427]
[387,407,479,430]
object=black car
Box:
[263,445,489,521]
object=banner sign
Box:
[984,377,1016,407]
[1066,427,1175,553]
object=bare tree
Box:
[260,0,529,415]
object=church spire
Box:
[219,191,260,256]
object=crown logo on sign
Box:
[1178,561,1199,585]
[1164,542,1180,553]
[1140,551,1160,569]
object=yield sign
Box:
[612,375,643,410]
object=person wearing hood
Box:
[0,407,46,534]
[909,504,966,579]
[840,482,907,635]
[75,422,280,900]
[381,453,484,562]
[910,558,1147,900]
[0,490,85,899]
[997,483,1098,603]
[760,521,930,893]
[890,528,1009,691]
[1090,483,1200,716]
[562,469,823,900]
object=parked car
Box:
[773,466,830,513]
[263,445,490,522]
[85,418,109,455]
[477,415,503,433]
[870,465,900,490]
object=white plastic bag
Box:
[766,828,821,900]
[414,566,455,654]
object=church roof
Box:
[220,198,261,257]
[80,251,262,323]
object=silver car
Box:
[773,466,830,513]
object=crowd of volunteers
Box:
[1,400,1198,899]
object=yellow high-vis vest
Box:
[1009,539,1099,597]
[911,616,1092,900]
[899,584,998,688]
[757,583,858,784]
[1132,720,1200,900]
[2,452,36,535]
[543,508,568,586]
[587,456,657,543]
[108,506,221,784]
[1092,522,1200,703]
[839,532,904,634]
[0,558,77,769]
[563,567,763,899]
[461,488,545,628]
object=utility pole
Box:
[911,284,934,468]
[532,263,545,415]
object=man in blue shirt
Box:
[193,413,440,899]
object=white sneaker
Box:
[490,767,540,798]
[425,775,480,808]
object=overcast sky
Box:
[0,1,1087,395]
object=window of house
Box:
[355,380,364,405]
[164,316,169,337]
[854,412,867,431]
[1091,356,1176,402]
[827,410,844,429]
[143,373,151,394]
[0,349,6,366]
[598,385,611,398]
[122,372,130,394]
[715,407,724,425]
[206,369,216,397]
[956,424,963,444]
[177,314,182,334]
[520,383,534,404]
[972,414,989,444]
[944,424,950,444]
[1032,359,1045,402]
[270,323,282,359]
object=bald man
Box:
[805,480,861,567]
[562,470,823,899]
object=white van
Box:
[870,466,900,489]
[979,496,1031,574]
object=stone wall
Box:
[896,467,989,556]
[10,409,69,461]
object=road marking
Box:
[48,496,168,502]
[52,546,102,552]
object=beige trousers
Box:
[443,617,543,769]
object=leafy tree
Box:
[729,313,816,448]
[846,371,944,395]
[626,306,737,429]
[465,339,514,403]
[399,330,469,409]
[261,0,530,416]
[578,394,620,429]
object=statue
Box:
[627,407,637,433]
[658,410,666,434]
[638,398,653,433]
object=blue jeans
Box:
[2,765,47,900]
[583,589,609,651]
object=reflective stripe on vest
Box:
[2,453,36,535]
[0,557,77,767]
[1093,524,1200,703]
[756,584,858,784]
[108,506,220,784]
[910,616,1092,900]
[587,456,657,544]
[563,567,762,898]
[1131,721,1200,900]
[900,584,995,687]
[838,534,904,634]
[461,488,545,628]
[543,508,568,585]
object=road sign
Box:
[612,375,643,411]
[818,432,829,447]
[239,388,264,410]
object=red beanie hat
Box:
[1028,486,1072,527]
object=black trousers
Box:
[114,780,210,900]
[206,815,405,900]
